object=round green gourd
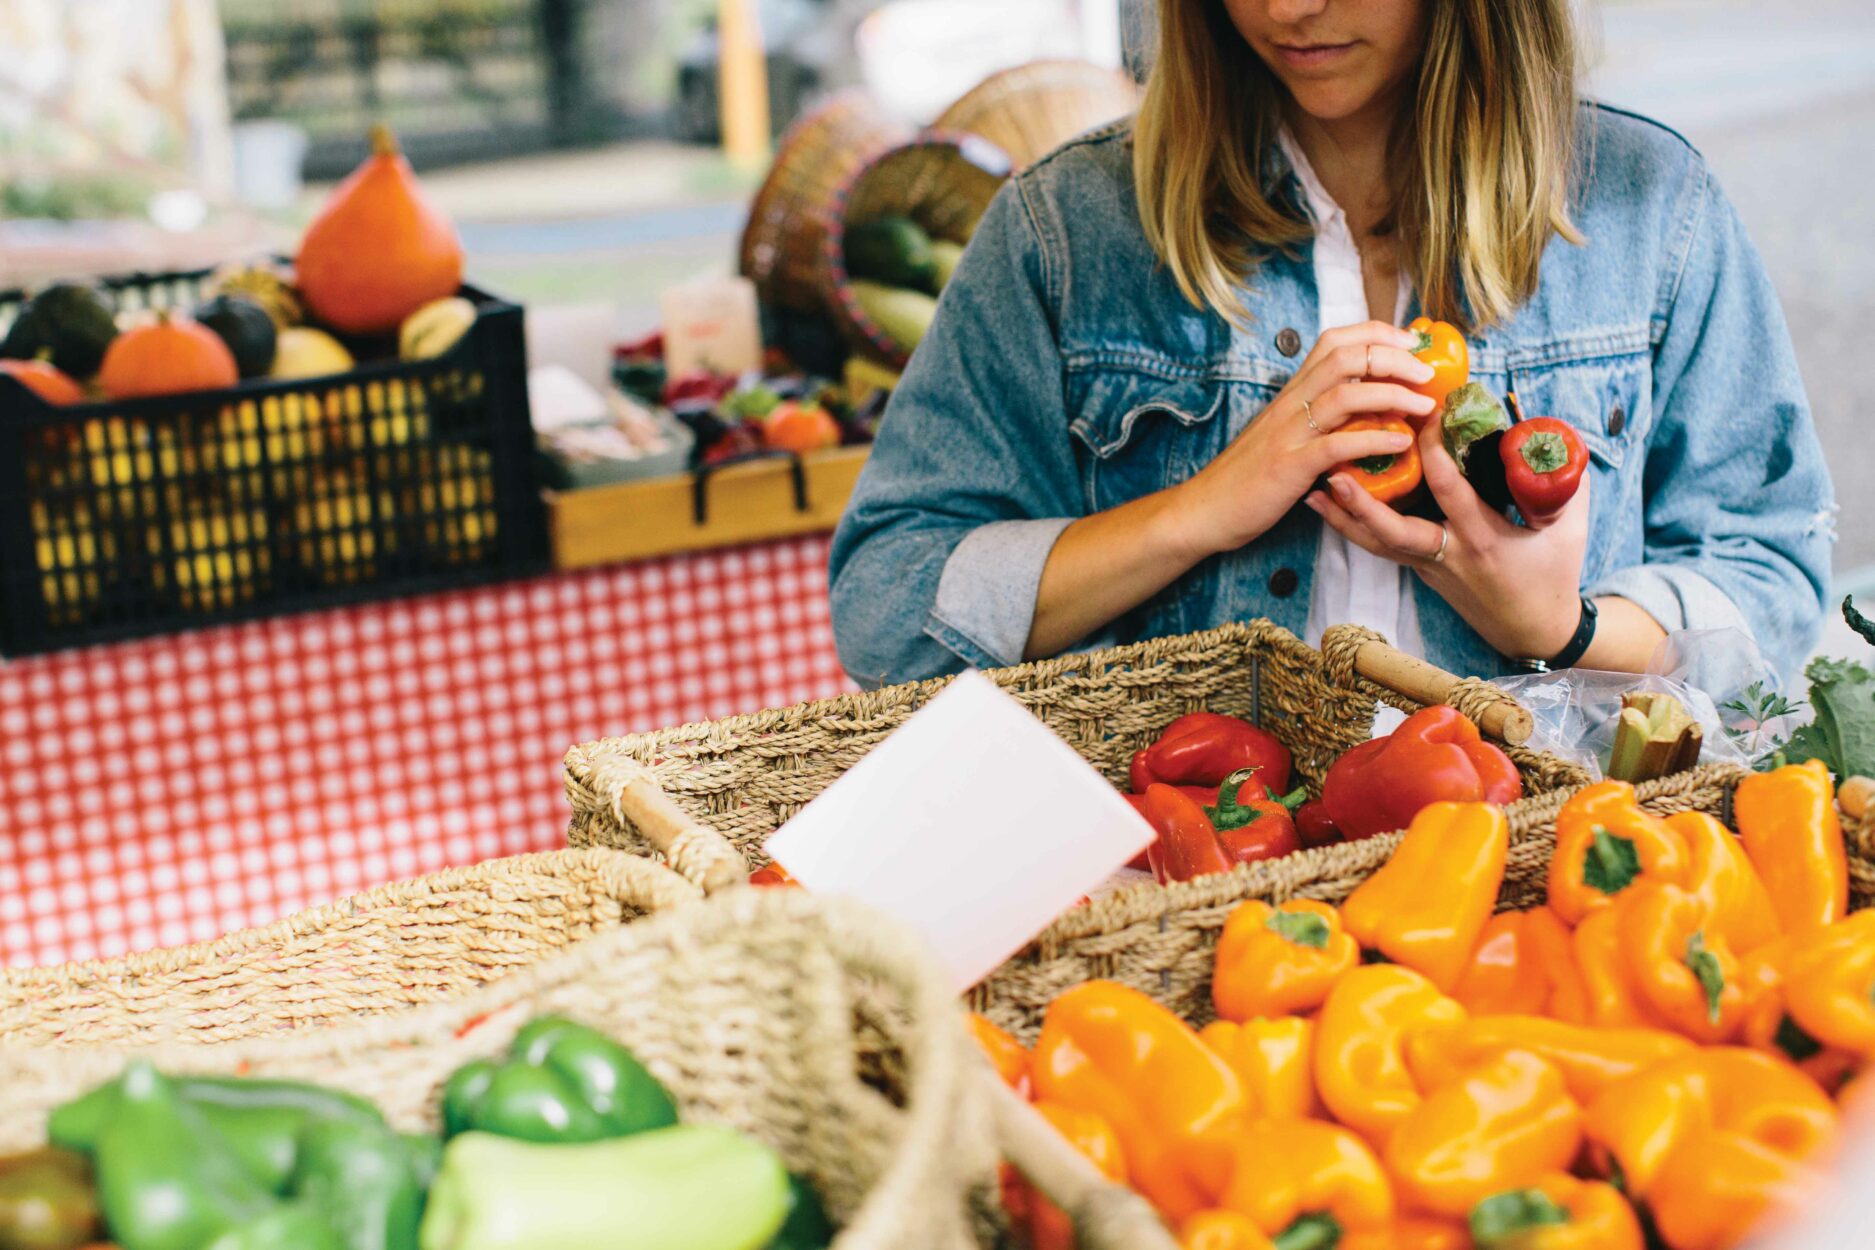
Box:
[193,294,279,379]
[1,282,118,380]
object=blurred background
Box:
[1,0,1868,620]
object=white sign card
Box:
[762,670,1156,989]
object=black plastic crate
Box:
[0,269,547,656]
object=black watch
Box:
[1518,596,1598,673]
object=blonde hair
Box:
[1134,0,1584,331]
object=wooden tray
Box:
[546,445,869,569]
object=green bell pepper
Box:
[418,1126,789,1250]
[764,1175,834,1250]
[91,1063,276,1250]
[0,1149,100,1250]
[288,1120,425,1250]
[52,1075,384,1194]
[440,1016,678,1143]
[202,1206,345,1250]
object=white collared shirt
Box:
[1279,131,1427,660]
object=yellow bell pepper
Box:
[1569,906,1667,1031]
[1213,899,1359,1021]
[1783,909,1875,1061]
[1547,781,1688,925]
[1217,1118,1395,1242]
[1404,1014,1693,1105]
[1382,1049,1582,1219]
[1341,802,1508,992]
[1735,760,1847,933]
[1179,1210,1274,1250]
[1032,980,1246,1221]
[1665,811,1781,955]
[1453,907,1580,1018]
[1736,934,1864,1090]
[1612,881,1747,1044]
[1200,1017,1321,1121]
[1581,1047,1837,1200]
[1314,965,1467,1145]
[1467,1174,1641,1250]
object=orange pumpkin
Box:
[0,356,86,405]
[297,125,464,335]
[98,313,239,400]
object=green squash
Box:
[194,294,279,379]
[1,282,118,380]
[844,216,938,293]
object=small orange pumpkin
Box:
[98,313,239,400]
[0,356,86,405]
[296,125,464,336]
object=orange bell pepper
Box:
[1217,1118,1395,1242]
[1649,1134,1824,1250]
[1033,980,1246,1221]
[1453,907,1579,1018]
[1406,316,1470,411]
[1314,964,1467,1145]
[1735,759,1847,933]
[1466,1175,1641,1250]
[1665,811,1781,954]
[1547,781,1688,925]
[1569,906,1666,1031]
[1341,802,1508,992]
[1179,1210,1275,1250]
[1200,1017,1321,1121]
[1582,1047,1838,1200]
[1213,899,1359,1021]
[1613,881,1747,1043]
[968,1013,1032,1096]
[1736,935,1863,1089]
[1335,416,1423,504]
[1405,1014,1693,1105]
[1383,1049,1582,1219]
[1782,909,1875,1060]
[1022,1101,1128,1250]
[1340,1217,1472,1250]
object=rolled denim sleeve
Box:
[829,178,1086,687]
[1605,165,1835,686]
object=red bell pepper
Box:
[1321,706,1524,841]
[1126,785,1218,871]
[1295,800,1344,849]
[1499,417,1588,529]
[1130,713,1292,795]
[1142,769,1304,884]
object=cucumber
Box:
[850,281,939,354]
[844,216,937,292]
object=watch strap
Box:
[1546,596,1599,670]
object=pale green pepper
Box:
[418,1126,789,1250]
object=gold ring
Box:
[1430,524,1450,565]
[1365,345,1373,376]
[1304,398,1321,433]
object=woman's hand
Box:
[1304,416,1590,661]
[1162,321,1438,562]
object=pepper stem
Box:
[1519,431,1570,475]
[1684,931,1725,1024]
[1264,908,1332,950]
[1470,1189,1571,1245]
[1273,1213,1342,1250]
[1206,767,1262,831]
[1580,826,1641,895]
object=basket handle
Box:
[985,1075,1178,1250]
[576,752,751,893]
[1321,624,1533,745]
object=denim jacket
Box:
[829,103,1835,689]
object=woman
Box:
[829,0,1833,690]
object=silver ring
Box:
[1303,398,1321,433]
[1430,524,1450,565]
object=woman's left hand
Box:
[1304,418,1590,661]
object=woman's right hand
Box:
[1161,321,1438,561]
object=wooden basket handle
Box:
[573,752,751,894]
[985,1076,1178,1250]
[1320,624,1533,745]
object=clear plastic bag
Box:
[1488,627,1794,780]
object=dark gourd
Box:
[1,283,118,379]
[844,216,938,292]
[194,294,279,379]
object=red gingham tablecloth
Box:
[0,534,854,968]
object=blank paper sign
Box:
[762,669,1155,989]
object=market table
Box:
[0,532,852,967]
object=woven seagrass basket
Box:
[738,90,912,315]
[0,887,1170,1250]
[823,132,1013,368]
[934,58,1140,170]
[563,620,1591,893]
[0,848,699,1047]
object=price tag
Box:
[659,275,762,378]
[763,670,1155,989]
